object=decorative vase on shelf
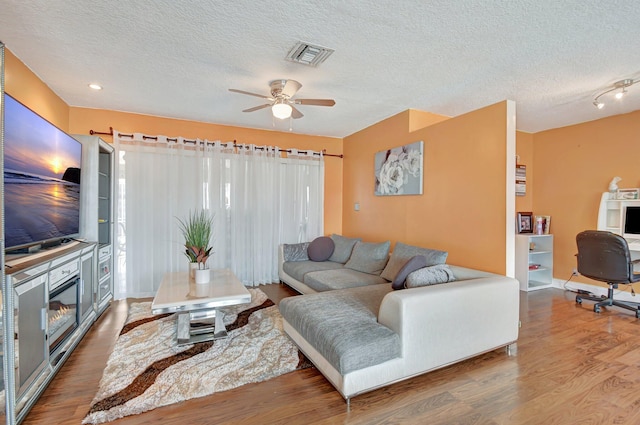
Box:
[195,268,210,284]
[608,176,621,198]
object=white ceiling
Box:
[1,0,639,138]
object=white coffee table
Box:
[151,268,251,345]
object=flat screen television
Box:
[3,93,82,253]
[623,206,640,239]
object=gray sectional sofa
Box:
[278,234,520,403]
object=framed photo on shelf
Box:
[517,212,533,234]
[534,215,551,234]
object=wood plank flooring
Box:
[21,284,640,424]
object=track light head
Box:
[593,78,637,109]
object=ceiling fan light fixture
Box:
[272,100,292,119]
[229,79,334,121]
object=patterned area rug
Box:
[83,288,310,424]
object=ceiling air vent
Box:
[285,41,334,67]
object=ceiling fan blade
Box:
[281,80,302,98]
[294,98,336,107]
[291,105,304,119]
[242,104,271,113]
[229,88,272,99]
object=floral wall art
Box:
[374,141,424,196]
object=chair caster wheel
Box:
[594,306,601,313]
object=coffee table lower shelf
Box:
[176,308,229,345]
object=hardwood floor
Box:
[22,284,640,424]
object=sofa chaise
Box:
[277,235,520,403]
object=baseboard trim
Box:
[552,278,640,304]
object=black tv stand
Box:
[42,239,65,249]
[9,244,43,255]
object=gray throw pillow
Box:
[380,242,448,281]
[405,264,456,288]
[307,236,335,262]
[344,240,391,275]
[283,242,310,261]
[328,234,361,264]
[392,255,428,290]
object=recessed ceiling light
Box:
[88,83,103,90]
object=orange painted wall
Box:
[531,109,640,286]
[3,49,343,235]
[343,102,512,274]
[4,49,69,130]
[407,108,450,132]
[516,131,534,212]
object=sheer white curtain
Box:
[113,132,324,299]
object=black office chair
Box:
[575,230,640,318]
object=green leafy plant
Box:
[177,210,214,269]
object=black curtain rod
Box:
[91,128,343,158]
[89,127,113,136]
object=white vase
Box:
[195,268,210,284]
[189,262,198,279]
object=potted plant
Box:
[177,210,214,282]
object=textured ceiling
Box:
[1,0,639,138]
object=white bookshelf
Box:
[515,234,553,291]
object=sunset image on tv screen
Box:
[4,94,82,250]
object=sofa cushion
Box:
[308,236,335,262]
[344,240,391,275]
[380,242,448,281]
[282,260,344,284]
[328,234,361,264]
[406,264,456,288]
[392,255,428,290]
[304,268,388,292]
[279,284,399,374]
[283,242,310,262]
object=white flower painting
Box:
[374,141,424,196]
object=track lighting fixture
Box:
[593,78,637,109]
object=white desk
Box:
[626,239,640,252]
[151,269,251,345]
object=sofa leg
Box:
[506,343,518,356]
[345,397,350,410]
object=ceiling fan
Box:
[229,79,335,120]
